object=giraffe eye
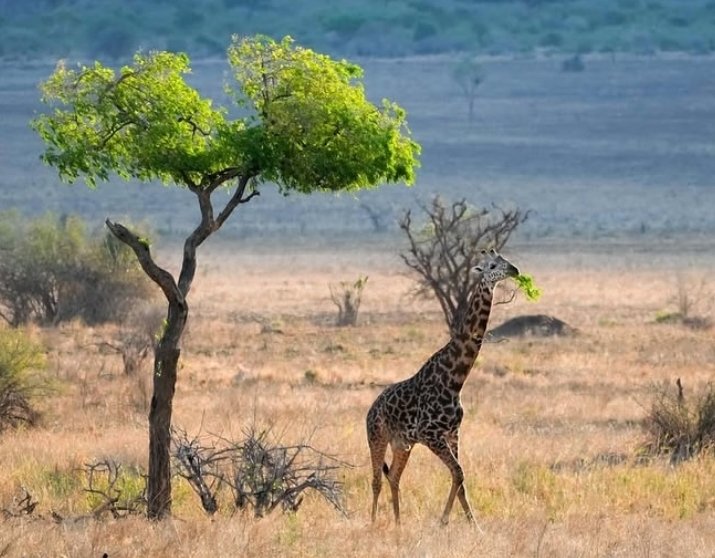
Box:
[489,262,496,270]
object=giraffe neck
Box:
[421,279,493,392]
[455,279,493,357]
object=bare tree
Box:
[400,196,528,333]
[329,276,368,327]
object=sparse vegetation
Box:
[0,248,713,556]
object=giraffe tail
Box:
[382,463,389,476]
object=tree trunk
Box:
[105,175,253,520]
[147,300,187,519]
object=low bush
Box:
[0,328,46,433]
[641,379,715,464]
[0,212,154,327]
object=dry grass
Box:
[1,240,714,557]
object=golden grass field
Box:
[1,236,714,557]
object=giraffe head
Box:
[472,249,520,285]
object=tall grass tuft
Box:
[641,379,715,464]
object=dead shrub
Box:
[641,378,715,464]
[81,459,146,519]
[171,425,349,518]
[329,276,368,327]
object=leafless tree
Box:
[329,276,368,327]
[400,196,528,333]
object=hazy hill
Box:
[2,0,715,61]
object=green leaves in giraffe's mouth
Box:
[513,273,542,301]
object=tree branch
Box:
[177,174,257,296]
[105,219,183,306]
[215,174,259,229]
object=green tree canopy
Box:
[33,35,419,193]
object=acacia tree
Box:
[32,35,419,519]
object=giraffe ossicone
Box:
[366,248,519,525]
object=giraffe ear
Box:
[473,264,483,274]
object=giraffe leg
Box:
[427,436,475,525]
[386,447,411,524]
[367,424,388,523]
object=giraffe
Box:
[366,248,519,525]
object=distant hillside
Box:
[2,0,715,61]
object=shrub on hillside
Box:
[0,328,46,433]
[0,212,154,326]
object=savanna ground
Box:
[1,236,714,557]
[2,52,715,557]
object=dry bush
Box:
[1,487,38,519]
[0,381,38,431]
[80,459,146,520]
[655,275,713,330]
[0,328,45,433]
[329,276,368,327]
[171,425,349,518]
[641,378,715,464]
[172,428,221,515]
